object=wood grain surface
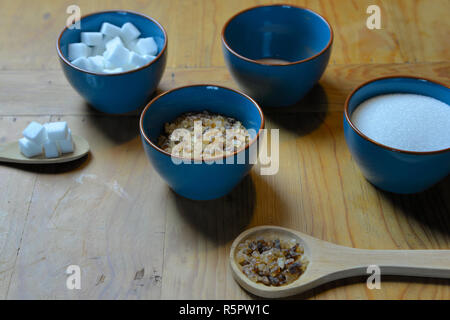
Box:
[0,0,449,300]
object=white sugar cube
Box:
[121,22,141,42]
[71,57,92,71]
[43,140,59,158]
[134,37,158,56]
[80,32,103,46]
[105,36,124,52]
[103,35,114,45]
[129,52,155,68]
[22,121,47,145]
[128,52,146,68]
[103,67,124,74]
[104,43,130,68]
[45,121,68,142]
[57,129,74,154]
[87,56,105,72]
[104,60,115,69]
[91,43,106,56]
[143,55,156,63]
[122,64,138,71]
[19,137,42,158]
[124,39,138,51]
[68,21,156,74]
[68,43,91,61]
[100,22,122,38]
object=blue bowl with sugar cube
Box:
[344,76,450,194]
[221,4,333,107]
[57,10,167,114]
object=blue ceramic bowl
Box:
[57,10,167,114]
[221,5,333,107]
[139,85,264,200]
[344,76,450,194]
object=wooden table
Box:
[0,0,449,300]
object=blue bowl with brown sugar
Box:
[139,85,264,200]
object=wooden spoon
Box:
[0,135,89,164]
[230,225,450,298]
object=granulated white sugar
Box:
[351,93,450,152]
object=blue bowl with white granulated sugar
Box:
[344,76,450,194]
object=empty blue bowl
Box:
[140,85,264,200]
[57,10,167,114]
[344,76,450,194]
[222,5,333,107]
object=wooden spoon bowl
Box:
[230,225,450,298]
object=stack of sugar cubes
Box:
[68,22,158,73]
[19,121,74,158]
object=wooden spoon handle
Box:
[345,249,450,278]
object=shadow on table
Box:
[377,175,450,237]
[82,88,164,116]
[81,88,167,144]
[248,172,290,226]
[263,83,329,137]
[0,153,90,174]
[83,110,140,144]
[172,171,289,245]
[172,174,257,245]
